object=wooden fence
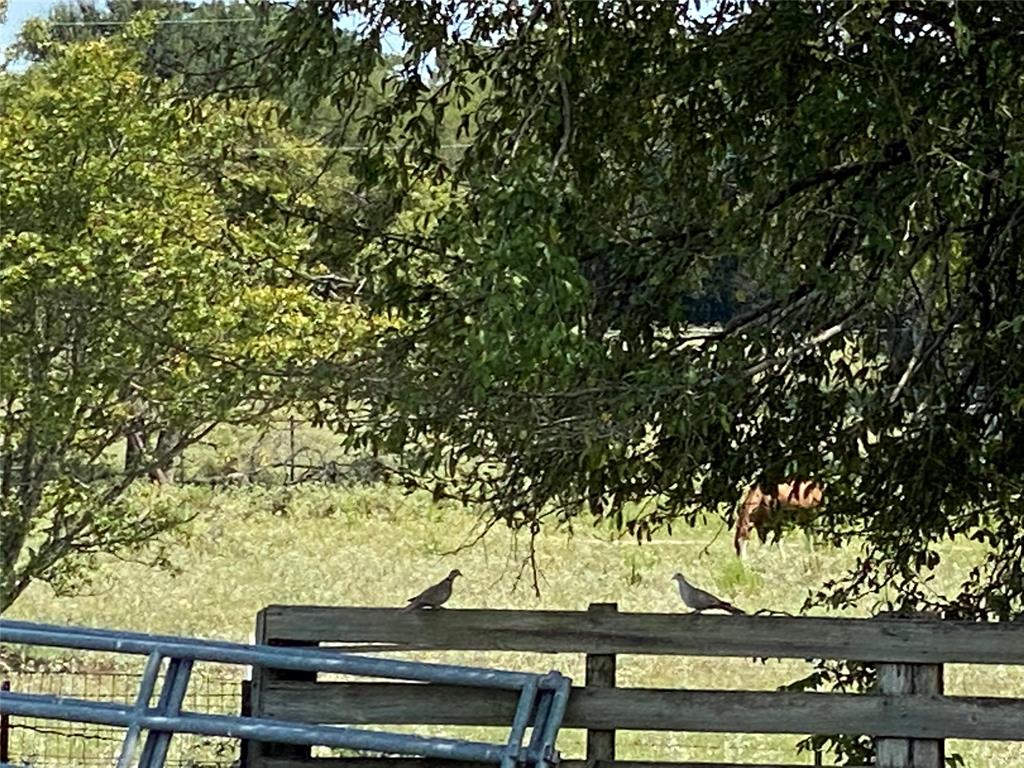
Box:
[243,604,1024,768]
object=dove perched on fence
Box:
[671,573,745,614]
[402,569,462,611]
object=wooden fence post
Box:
[585,603,618,766]
[1,679,10,764]
[875,616,944,768]
[238,678,251,768]
[246,609,317,768]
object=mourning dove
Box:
[671,573,745,614]
[402,569,462,611]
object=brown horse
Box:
[733,479,824,558]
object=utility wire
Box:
[41,16,406,52]
[246,143,472,153]
[48,18,261,27]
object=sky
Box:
[1,0,62,51]
[0,0,405,65]
[1,0,721,66]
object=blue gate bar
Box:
[501,676,538,768]
[525,687,553,763]
[533,673,571,764]
[0,691,509,763]
[138,657,192,768]
[117,650,164,768]
[0,620,541,690]
[0,618,571,768]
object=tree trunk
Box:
[152,428,180,484]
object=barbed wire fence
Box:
[172,416,388,489]
[0,419,388,766]
[0,668,242,767]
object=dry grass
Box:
[6,484,1023,767]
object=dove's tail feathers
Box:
[401,600,422,612]
[722,602,745,615]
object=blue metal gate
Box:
[0,619,570,768]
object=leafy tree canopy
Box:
[16,0,397,144]
[0,24,365,610]
[271,0,1023,617]
[18,1,278,94]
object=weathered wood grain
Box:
[259,681,1024,741]
[259,758,865,768]
[586,603,618,763]
[876,661,944,768]
[250,611,317,764]
[257,606,1024,664]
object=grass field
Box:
[5,483,1024,767]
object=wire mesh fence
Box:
[173,417,386,489]
[0,668,242,767]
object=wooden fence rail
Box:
[244,604,1024,768]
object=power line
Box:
[41,16,405,53]
[48,18,260,27]
[247,143,473,153]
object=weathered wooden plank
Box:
[257,606,1024,664]
[585,603,618,763]
[876,661,944,768]
[875,663,911,768]
[260,681,1024,741]
[248,613,317,767]
[259,760,833,768]
[908,665,943,768]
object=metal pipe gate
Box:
[0,618,571,768]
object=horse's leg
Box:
[734,495,757,559]
[750,500,780,558]
[803,530,817,554]
[734,516,750,558]
[773,531,787,556]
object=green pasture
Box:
[5,484,1023,766]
